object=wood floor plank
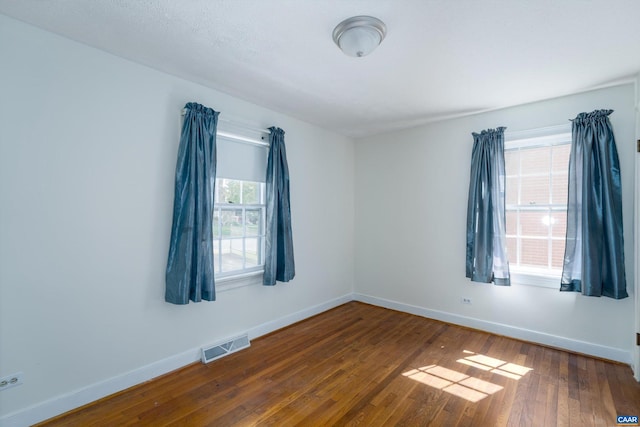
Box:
[36,302,640,427]
[556,350,570,426]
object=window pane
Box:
[505,177,519,205]
[220,208,243,237]
[520,211,549,237]
[520,239,548,268]
[506,237,518,265]
[242,181,260,205]
[505,211,517,235]
[245,237,260,266]
[551,211,566,238]
[520,147,550,174]
[504,151,520,176]
[231,239,244,262]
[213,209,220,238]
[215,181,226,203]
[551,173,568,204]
[551,144,571,171]
[245,209,262,236]
[219,179,241,204]
[551,239,566,269]
[520,175,550,205]
[220,239,244,272]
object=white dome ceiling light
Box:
[332,16,387,58]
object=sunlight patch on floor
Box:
[401,350,533,403]
[457,350,533,380]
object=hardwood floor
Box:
[38,302,640,426]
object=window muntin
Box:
[504,131,570,286]
[213,178,266,279]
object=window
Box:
[213,178,266,281]
[504,127,571,288]
[213,121,269,290]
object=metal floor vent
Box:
[201,334,250,364]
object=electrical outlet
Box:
[0,372,23,391]
[461,297,472,305]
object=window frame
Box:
[504,125,571,289]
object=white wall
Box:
[1,12,637,427]
[0,15,354,423]
[355,84,636,362]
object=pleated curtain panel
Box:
[465,127,510,286]
[165,103,219,304]
[264,127,295,286]
[561,109,627,299]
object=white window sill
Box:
[216,270,264,292]
[510,271,561,290]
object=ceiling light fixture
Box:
[332,16,386,58]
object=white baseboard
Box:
[353,293,631,365]
[0,293,353,427]
[3,292,631,426]
[246,293,353,340]
[0,347,200,427]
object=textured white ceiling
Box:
[1,0,639,138]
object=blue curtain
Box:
[561,110,627,299]
[165,103,219,304]
[466,127,510,285]
[264,127,295,286]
